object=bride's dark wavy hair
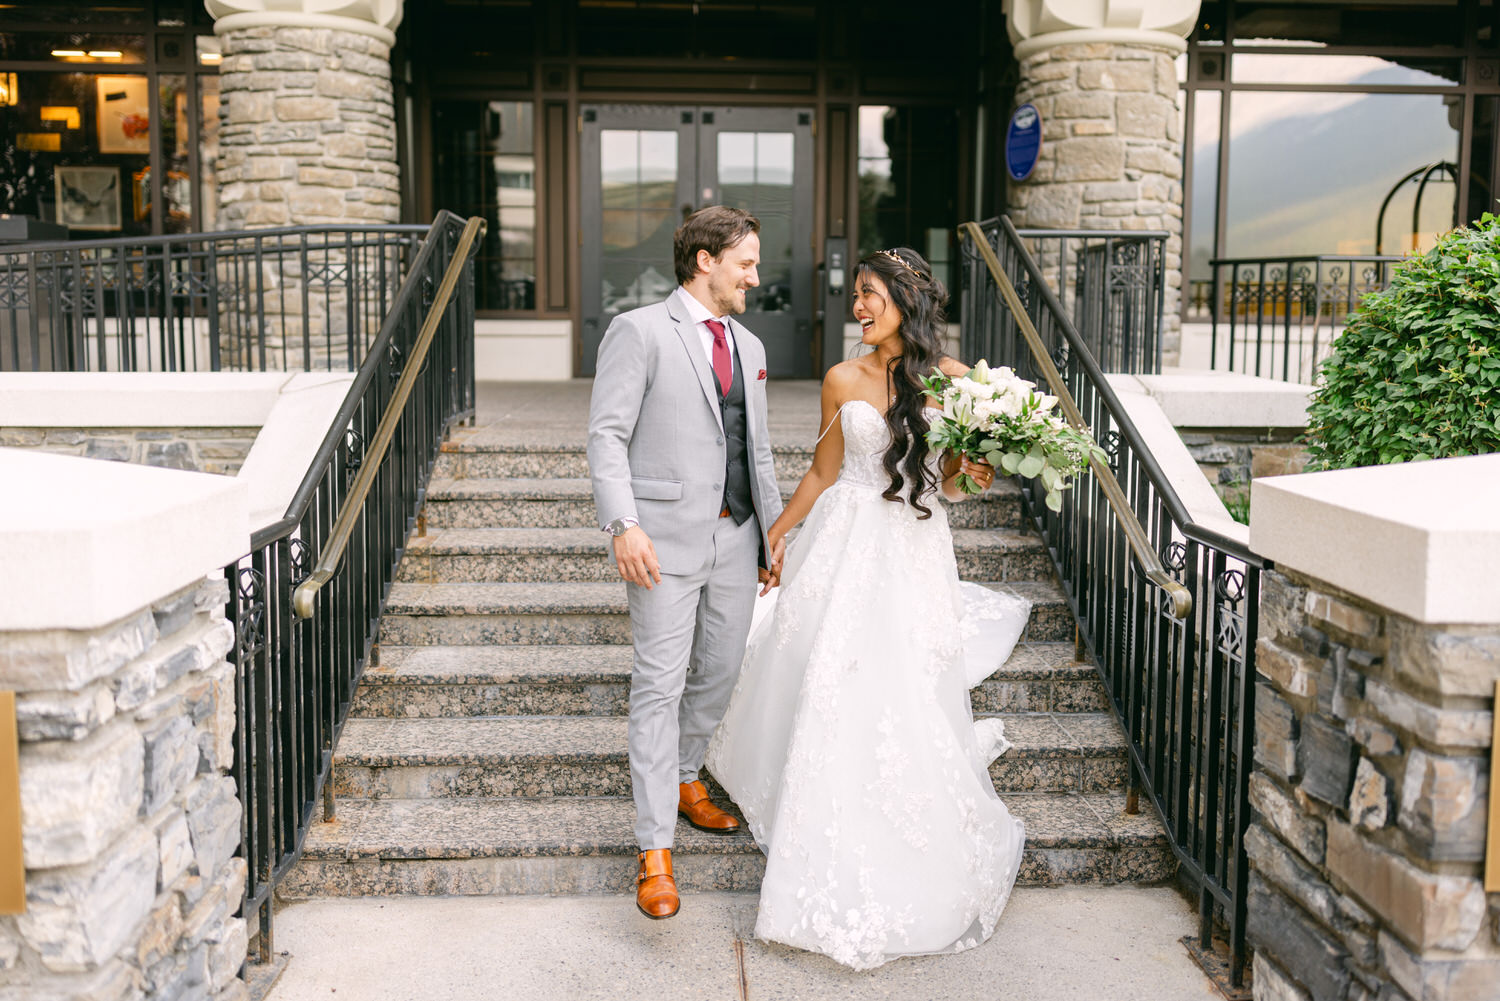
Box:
[854,247,950,520]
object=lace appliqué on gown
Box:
[706,400,1032,971]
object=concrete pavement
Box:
[264,886,1222,1001]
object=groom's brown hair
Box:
[673,206,760,286]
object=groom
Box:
[587,205,786,920]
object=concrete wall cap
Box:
[238,374,356,531]
[1105,374,1247,544]
[1138,370,1312,429]
[1250,454,1500,624]
[0,372,296,427]
[0,450,249,630]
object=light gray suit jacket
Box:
[587,294,783,575]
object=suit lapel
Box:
[668,295,724,432]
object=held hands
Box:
[757,534,788,596]
[612,526,662,589]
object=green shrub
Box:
[1303,214,1500,470]
[1302,214,1500,471]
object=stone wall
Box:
[1179,427,1308,512]
[1008,42,1185,361]
[1250,568,1498,1000]
[0,428,260,476]
[0,574,246,1001]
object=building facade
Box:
[2,0,1498,379]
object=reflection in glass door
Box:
[580,105,814,377]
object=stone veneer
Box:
[215,24,399,369]
[216,26,398,230]
[0,575,247,1001]
[1250,568,1498,1000]
[1008,42,1185,361]
[0,428,260,476]
[1179,427,1308,511]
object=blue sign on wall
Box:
[1005,104,1043,182]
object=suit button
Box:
[716,436,724,445]
[713,483,722,491]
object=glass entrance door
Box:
[580,104,814,377]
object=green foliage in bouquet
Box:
[1304,213,1500,470]
[922,361,1107,512]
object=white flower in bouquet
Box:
[921,360,1107,510]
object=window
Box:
[432,100,537,312]
[857,105,960,292]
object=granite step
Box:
[393,526,1054,585]
[376,580,1077,647]
[351,641,1109,719]
[328,711,1129,800]
[434,443,817,483]
[276,792,1177,899]
[421,477,1025,531]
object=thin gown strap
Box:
[814,400,853,447]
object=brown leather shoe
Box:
[678,780,742,834]
[636,849,679,919]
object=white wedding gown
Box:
[705,399,1032,971]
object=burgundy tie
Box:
[705,318,732,397]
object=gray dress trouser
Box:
[627,513,760,850]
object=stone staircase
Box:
[278,427,1177,900]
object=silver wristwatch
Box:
[603,516,639,537]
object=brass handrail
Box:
[958,221,1192,619]
[292,216,485,620]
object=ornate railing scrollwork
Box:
[960,216,1269,987]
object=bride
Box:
[706,247,1032,970]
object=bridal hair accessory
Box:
[877,249,926,281]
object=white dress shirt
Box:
[672,286,734,379]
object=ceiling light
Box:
[51,49,86,58]
[199,52,222,64]
[87,51,123,59]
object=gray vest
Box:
[719,356,754,525]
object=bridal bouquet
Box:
[922,360,1106,511]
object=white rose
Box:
[951,376,990,400]
[995,391,1025,418]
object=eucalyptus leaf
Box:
[1000,453,1023,474]
[1045,488,1063,512]
[1018,454,1045,478]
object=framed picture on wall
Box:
[95,75,150,154]
[55,166,122,231]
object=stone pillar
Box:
[208,0,404,229]
[1248,459,1500,1001]
[0,451,251,1001]
[206,1,405,370]
[1003,1,1200,363]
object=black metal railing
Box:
[1015,228,1168,375]
[0,223,427,373]
[1193,254,1402,384]
[961,217,1267,986]
[225,210,481,960]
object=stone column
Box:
[206,1,406,370]
[1249,460,1500,1001]
[208,0,404,229]
[1003,0,1200,364]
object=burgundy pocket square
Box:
[757,369,767,381]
